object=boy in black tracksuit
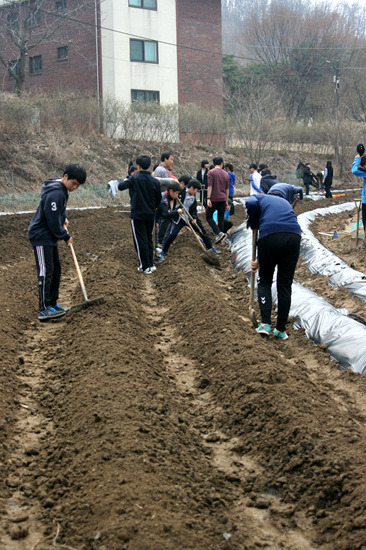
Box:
[28,164,87,322]
[118,154,161,274]
[157,179,213,261]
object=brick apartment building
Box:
[0,0,223,134]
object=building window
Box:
[28,9,41,27]
[57,46,68,60]
[55,0,66,12]
[7,12,19,30]
[29,55,42,74]
[131,90,160,103]
[129,0,157,9]
[130,39,158,63]
[8,60,20,78]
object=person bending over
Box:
[246,193,302,340]
[157,179,213,262]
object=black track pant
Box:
[257,232,301,332]
[163,218,212,254]
[131,219,154,271]
[324,183,332,198]
[157,218,171,247]
[33,245,61,312]
[206,200,226,235]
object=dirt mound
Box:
[0,202,365,549]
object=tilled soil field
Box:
[0,196,366,550]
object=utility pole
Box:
[326,60,340,170]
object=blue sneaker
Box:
[211,246,221,254]
[38,306,66,322]
[255,323,271,336]
[273,328,289,340]
[155,251,165,263]
[53,303,69,313]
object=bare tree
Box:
[0,0,96,95]
[225,79,283,163]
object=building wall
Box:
[176,0,223,111]
[100,0,179,105]
[0,0,97,94]
[0,0,223,137]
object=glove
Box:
[357,144,365,157]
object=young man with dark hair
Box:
[28,163,87,321]
[249,163,262,195]
[118,155,161,274]
[206,157,230,244]
[224,162,236,207]
[259,169,280,194]
[154,151,177,179]
[246,193,302,340]
[178,175,192,188]
[155,181,182,251]
[157,179,214,261]
[258,163,268,174]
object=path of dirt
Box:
[0,199,365,549]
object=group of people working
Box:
[26,148,366,341]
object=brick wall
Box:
[176,0,223,112]
[0,0,97,94]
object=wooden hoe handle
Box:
[69,242,88,302]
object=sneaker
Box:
[150,266,157,272]
[255,323,271,336]
[214,232,225,244]
[273,328,289,340]
[211,246,221,254]
[143,267,153,274]
[38,306,66,322]
[155,251,166,263]
[53,303,69,313]
[137,266,143,272]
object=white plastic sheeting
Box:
[298,202,366,302]
[230,223,366,376]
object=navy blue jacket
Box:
[260,174,279,194]
[246,194,301,240]
[155,190,180,222]
[28,179,70,246]
[118,171,161,221]
[268,183,303,204]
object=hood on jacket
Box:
[268,186,286,199]
[40,178,66,198]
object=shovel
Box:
[177,198,220,267]
[69,242,105,312]
[249,228,258,328]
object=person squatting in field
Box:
[246,192,302,340]
[155,181,183,253]
[118,154,161,274]
[156,179,215,263]
[28,163,87,322]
